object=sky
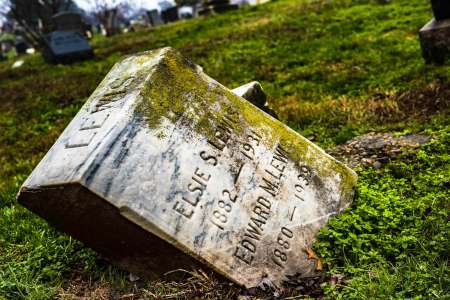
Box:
[74,0,174,12]
[0,0,176,25]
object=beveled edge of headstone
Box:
[420,18,450,32]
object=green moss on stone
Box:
[135,48,356,195]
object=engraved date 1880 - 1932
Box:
[271,226,294,268]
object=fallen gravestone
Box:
[419,0,450,64]
[17,47,357,288]
[43,31,93,64]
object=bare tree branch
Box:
[5,0,76,48]
[92,0,128,37]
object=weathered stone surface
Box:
[419,18,450,64]
[17,47,357,288]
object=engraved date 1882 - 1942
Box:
[172,107,263,222]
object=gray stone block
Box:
[419,18,450,64]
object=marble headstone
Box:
[419,0,450,64]
[17,47,357,288]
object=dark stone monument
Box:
[147,9,164,27]
[161,7,179,23]
[15,38,28,55]
[431,0,450,21]
[199,0,239,15]
[419,0,450,64]
[43,31,93,64]
[52,11,84,34]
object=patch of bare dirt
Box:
[327,132,431,169]
[395,82,450,120]
[278,81,450,126]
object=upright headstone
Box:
[105,9,120,36]
[200,0,239,14]
[232,81,278,119]
[1,40,14,55]
[431,0,450,21]
[419,0,450,64]
[52,11,84,34]
[14,38,28,55]
[42,31,93,64]
[161,6,179,23]
[17,47,357,288]
[147,9,164,27]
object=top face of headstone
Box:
[232,81,267,108]
[20,48,357,288]
[47,31,91,56]
[431,0,450,21]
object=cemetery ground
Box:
[0,0,449,298]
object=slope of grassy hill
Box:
[0,0,449,298]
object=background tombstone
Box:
[232,81,278,119]
[0,39,14,57]
[52,12,84,34]
[42,31,93,64]
[14,37,29,55]
[419,0,450,64]
[200,0,239,14]
[161,6,179,23]
[179,6,194,19]
[147,9,164,27]
[17,47,357,288]
[431,0,450,21]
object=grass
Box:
[315,124,450,298]
[0,0,449,298]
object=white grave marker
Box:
[17,47,357,287]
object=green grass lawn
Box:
[0,0,449,298]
